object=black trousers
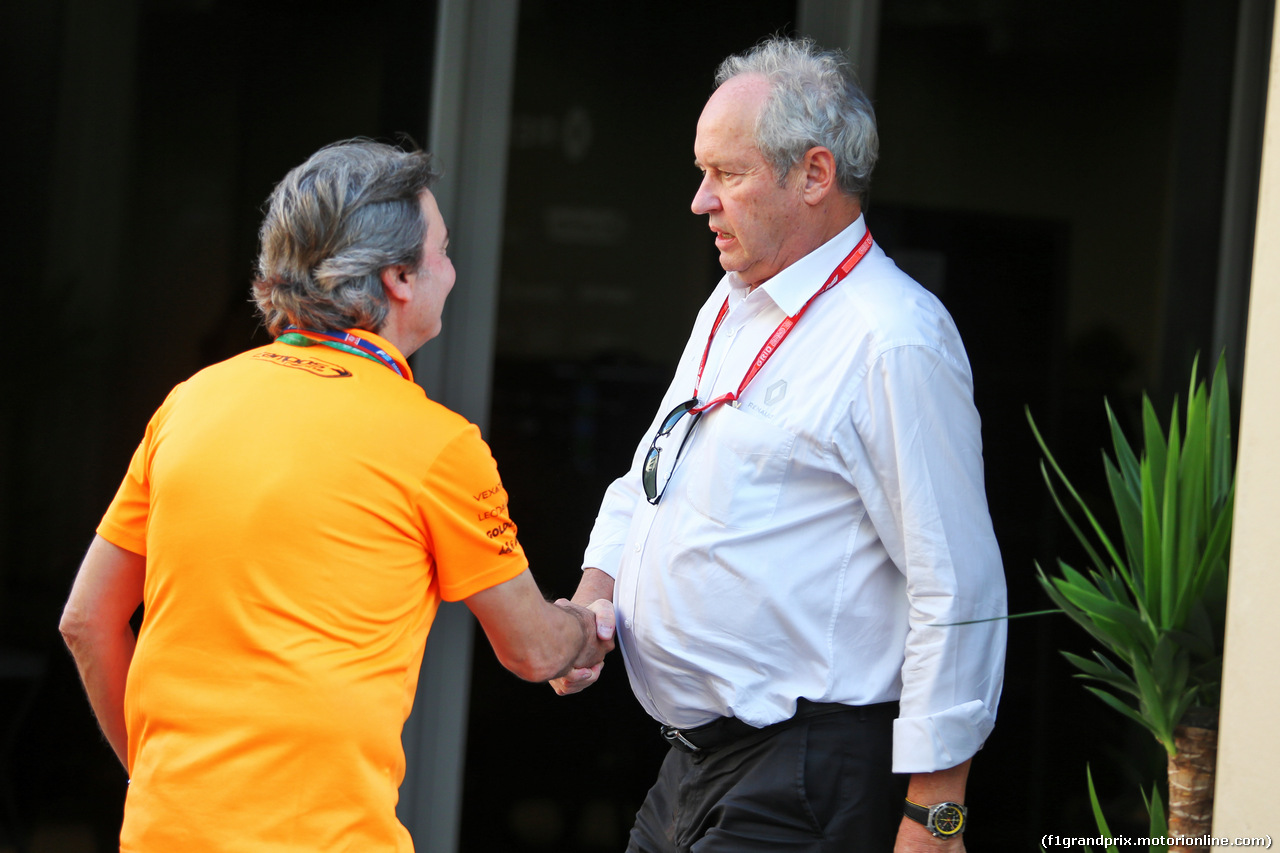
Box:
[627,704,906,853]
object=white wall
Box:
[1213,2,1280,845]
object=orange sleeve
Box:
[96,426,159,557]
[96,384,189,556]
[419,426,529,602]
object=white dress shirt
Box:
[583,216,1007,774]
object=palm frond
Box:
[1028,353,1235,757]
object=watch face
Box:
[931,805,965,837]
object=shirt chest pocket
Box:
[685,405,796,529]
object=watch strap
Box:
[902,798,967,838]
[902,798,932,826]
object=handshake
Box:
[549,597,615,697]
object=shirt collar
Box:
[725,215,869,317]
[293,327,412,381]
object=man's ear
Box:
[381,265,413,304]
[799,146,838,205]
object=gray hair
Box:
[715,37,878,199]
[252,139,442,337]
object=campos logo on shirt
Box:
[253,350,353,378]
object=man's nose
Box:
[691,178,720,215]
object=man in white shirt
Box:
[552,37,1007,852]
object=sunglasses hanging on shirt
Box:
[640,229,873,505]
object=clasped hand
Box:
[550,597,614,695]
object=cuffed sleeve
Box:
[850,343,1007,773]
[892,699,996,773]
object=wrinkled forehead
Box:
[698,74,768,137]
[695,76,770,165]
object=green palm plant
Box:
[1027,354,1234,852]
[1075,765,1168,853]
[1036,765,1168,853]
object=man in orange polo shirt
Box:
[59,139,613,851]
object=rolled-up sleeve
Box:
[851,343,1007,774]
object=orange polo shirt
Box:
[97,331,527,852]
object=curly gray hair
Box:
[715,37,878,200]
[252,139,442,337]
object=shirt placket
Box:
[621,290,773,724]
[703,291,772,402]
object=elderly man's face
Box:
[691,75,807,287]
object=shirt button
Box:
[626,620,633,629]
[634,544,642,553]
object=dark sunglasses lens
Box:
[643,448,661,502]
[658,399,698,435]
[644,399,701,505]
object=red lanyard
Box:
[690,228,874,414]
